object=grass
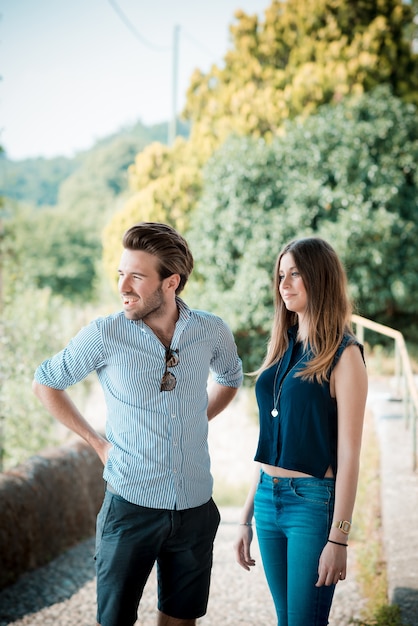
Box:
[353,604,405,626]
[352,405,392,622]
[352,347,411,626]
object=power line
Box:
[107,0,170,52]
[107,1,219,60]
[182,30,219,61]
[106,1,222,145]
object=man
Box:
[33,222,243,626]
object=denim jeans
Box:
[254,470,336,626]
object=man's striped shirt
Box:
[34,298,243,510]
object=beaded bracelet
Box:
[328,539,348,547]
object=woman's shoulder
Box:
[334,331,365,367]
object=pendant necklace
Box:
[271,350,310,417]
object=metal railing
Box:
[352,314,418,471]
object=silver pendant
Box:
[271,408,278,417]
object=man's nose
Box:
[119,276,131,292]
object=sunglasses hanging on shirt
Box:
[160,348,179,391]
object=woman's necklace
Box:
[271,350,309,417]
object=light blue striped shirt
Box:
[34,298,243,510]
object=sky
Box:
[0,0,269,161]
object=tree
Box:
[102,0,418,282]
[102,138,202,286]
[1,122,182,303]
[184,0,418,151]
[185,87,418,372]
[1,199,101,303]
[0,203,96,469]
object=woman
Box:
[234,237,367,626]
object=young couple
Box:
[33,222,367,626]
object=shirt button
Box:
[171,414,176,419]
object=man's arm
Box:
[206,381,238,421]
[32,380,110,465]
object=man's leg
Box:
[157,499,220,622]
[95,491,172,626]
[157,611,196,626]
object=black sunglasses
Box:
[160,348,179,391]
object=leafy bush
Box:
[186,87,418,372]
[0,289,74,470]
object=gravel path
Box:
[0,506,364,626]
[0,388,366,625]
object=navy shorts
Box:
[95,489,220,626]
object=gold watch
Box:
[332,520,351,534]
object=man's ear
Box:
[165,274,181,292]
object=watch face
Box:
[334,520,351,533]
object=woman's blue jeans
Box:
[254,470,336,626]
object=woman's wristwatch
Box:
[332,520,352,534]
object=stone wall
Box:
[0,439,104,590]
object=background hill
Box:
[0,119,189,207]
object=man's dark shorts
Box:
[95,488,221,626]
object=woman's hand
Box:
[316,541,347,586]
[234,525,256,571]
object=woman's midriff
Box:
[261,463,334,478]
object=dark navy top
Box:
[254,326,364,478]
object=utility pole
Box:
[168,24,180,146]
[0,210,4,472]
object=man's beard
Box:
[124,284,166,321]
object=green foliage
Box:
[1,120,188,303]
[104,0,418,289]
[102,138,203,287]
[0,153,77,207]
[184,0,418,151]
[0,289,78,470]
[0,200,100,468]
[57,122,189,213]
[352,404,388,620]
[353,604,406,626]
[0,120,189,210]
[1,200,101,302]
[0,204,104,470]
[185,87,418,372]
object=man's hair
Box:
[122,222,194,295]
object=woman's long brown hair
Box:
[256,237,355,383]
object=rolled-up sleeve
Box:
[34,320,105,389]
[210,318,243,388]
